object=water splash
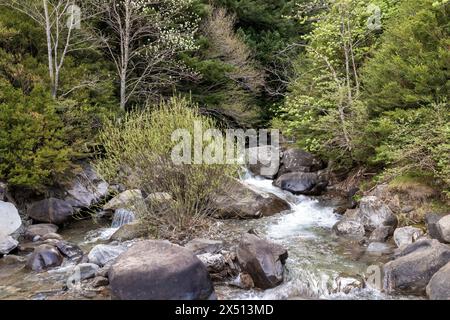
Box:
[111,208,135,228]
[217,171,399,300]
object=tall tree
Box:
[0,0,95,98]
[89,0,199,110]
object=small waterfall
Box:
[111,208,135,228]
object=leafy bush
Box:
[371,103,450,198]
[95,96,239,240]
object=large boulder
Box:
[437,215,450,243]
[393,226,424,248]
[369,226,394,243]
[88,244,127,267]
[26,244,63,271]
[426,262,450,300]
[332,219,365,239]
[24,224,59,241]
[110,221,146,241]
[236,233,288,289]
[273,172,328,196]
[27,198,74,225]
[426,213,445,242]
[212,179,290,219]
[64,164,109,208]
[0,201,22,237]
[278,148,325,174]
[103,190,143,211]
[247,145,280,179]
[357,196,398,232]
[383,240,450,295]
[0,235,18,255]
[109,240,215,300]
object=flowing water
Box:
[214,172,412,300]
[0,172,416,300]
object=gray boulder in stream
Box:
[332,219,365,239]
[64,164,109,208]
[109,240,215,300]
[383,239,450,295]
[357,196,398,232]
[426,262,450,300]
[26,244,63,271]
[236,233,288,289]
[273,172,328,196]
[211,179,290,219]
[27,198,74,225]
[278,148,325,174]
[88,244,127,267]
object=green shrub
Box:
[0,81,72,188]
[95,96,239,240]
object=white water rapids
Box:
[215,172,403,300]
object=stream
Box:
[0,172,416,300]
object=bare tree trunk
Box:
[119,0,131,110]
[43,0,56,98]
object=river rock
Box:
[273,172,328,196]
[71,263,99,281]
[357,196,397,232]
[426,213,445,242]
[109,240,215,300]
[26,244,63,271]
[369,226,393,243]
[278,148,325,174]
[27,198,74,225]
[24,224,59,240]
[366,242,394,256]
[437,215,450,243]
[55,241,83,261]
[185,238,224,255]
[103,190,143,211]
[0,235,18,255]
[64,164,109,208]
[212,179,290,219]
[42,233,63,241]
[393,226,424,248]
[332,219,365,239]
[383,239,450,295]
[426,262,450,300]
[0,201,22,237]
[236,233,288,289]
[197,253,227,274]
[247,145,280,178]
[88,244,127,267]
[110,221,145,241]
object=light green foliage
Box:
[95,97,239,240]
[275,0,398,167]
[372,103,450,196]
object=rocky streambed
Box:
[1,148,450,300]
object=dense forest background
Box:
[0,0,448,204]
